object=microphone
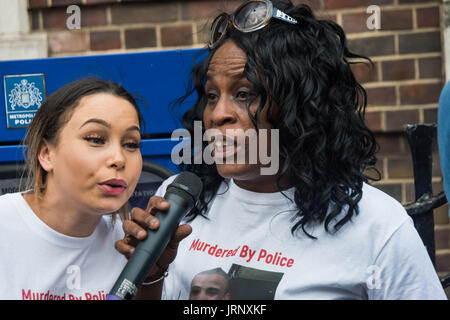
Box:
[106,171,203,300]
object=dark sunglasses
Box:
[208,0,298,49]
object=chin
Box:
[215,163,261,180]
[94,198,127,215]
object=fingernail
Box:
[149,218,158,228]
[136,230,145,238]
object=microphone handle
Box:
[107,192,193,300]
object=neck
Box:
[23,191,102,238]
[234,173,293,193]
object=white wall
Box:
[0,0,47,60]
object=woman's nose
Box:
[107,144,126,169]
[208,96,236,128]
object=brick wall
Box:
[27,0,449,280]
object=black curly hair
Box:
[178,0,380,238]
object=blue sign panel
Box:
[3,74,45,128]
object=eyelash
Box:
[83,136,140,150]
[205,90,255,106]
[123,142,140,150]
[84,135,105,145]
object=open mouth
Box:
[98,179,128,196]
[209,135,243,161]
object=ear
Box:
[37,139,55,173]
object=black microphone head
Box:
[166,171,203,204]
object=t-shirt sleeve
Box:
[368,218,447,300]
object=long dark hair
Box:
[179,0,380,238]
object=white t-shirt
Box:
[157,176,446,300]
[0,192,127,300]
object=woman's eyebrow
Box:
[126,125,141,133]
[79,118,110,129]
[79,119,140,133]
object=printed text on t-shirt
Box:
[189,238,294,268]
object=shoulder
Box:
[0,191,22,203]
[0,192,32,236]
[345,183,412,254]
[0,192,27,215]
[358,183,410,226]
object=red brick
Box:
[125,28,157,49]
[404,182,415,203]
[424,108,438,123]
[196,21,211,45]
[181,1,241,20]
[399,31,441,54]
[351,62,378,83]
[385,109,420,132]
[111,3,178,24]
[365,111,382,132]
[81,6,107,27]
[399,0,438,3]
[28,0,47,9]
[348,36,395,57]
[86,0,119,5]
[50,0,82,7]
[375,133,405,155]
[342,10,413,33]
[417,6,440,28]
[419,57,442,79]
[316,13,337,23]
[382,59,415,81]
[325,0,392,10]
[436,251,450,273]
[399,83,443,105]
[341,12,369,34]
[161,25,194,47]
[42,7,67,29]
[381,9,413,31]
[30,11,41,30]
[90,30,121,51]
[387,157,414,179]
[435,203,450,226]
[49,30,89,54]
[435,226,449,250]
[366,86,396,106]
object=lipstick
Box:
[98,179,128,196]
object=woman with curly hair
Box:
[116,0,446,299]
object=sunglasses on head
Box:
[208,0,298,49]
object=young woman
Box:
[0,78,143,300]
[117,0,447,299]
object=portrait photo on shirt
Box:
[189,264,284,300]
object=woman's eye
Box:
[236,90,254,102]
[124,141,140,150]
[207,93,218,103]
[84,136,105,145]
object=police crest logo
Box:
[8,79,43,110]
[3,74,46,128]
